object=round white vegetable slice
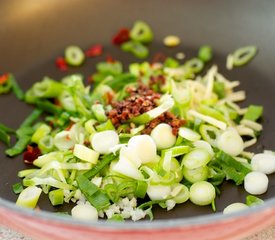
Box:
[189,181,216,206]
[182,148,211,169]
[244,171,269,195]
[223,203,249,214]
[16,186,42,209]
[151,123,176,149]
[147,184,171,201]
[217,128,244,156]
[71,203,98,221]
[251,153,275,174]
[91,130,119,154]
[128,135,157,163]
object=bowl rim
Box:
[0,195,275,230]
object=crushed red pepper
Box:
[112,28,130,45]
[55,57,68,71]
[0,73,9,85]
[85,44,103,57]
[107,82,184,135]
[23,145,41,164]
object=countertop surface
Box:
[1,225,275,240]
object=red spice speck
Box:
[23,145,41,164]
[85,44,103,57]
[112,28,130,45]
[55,57,68,71]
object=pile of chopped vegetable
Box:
[0,20,272,221]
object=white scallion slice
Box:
[91,130,119,154]
[16,186,42,209]
[171,184,189,204]
[244,171,268,195]
[189,181,216,206]
[151,123,176,149]
[128,135,157,164]
[182,166,209,183]
[223,203,249,214]
[251,153,275,174]
[71,203,98,221]
[217,128,244,156]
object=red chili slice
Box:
[85,44,103,57]
[55,57,68,71]
[112,28,130,45]
[0,73,9,85]
[23,145,41,164]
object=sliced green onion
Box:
[32,77,63,98]
[0,128,10,146]
[49,189,64,206]
[36,100,62,115]
[130,21,153,43]
[232,46,257,67]
[16,186,42,209]
[130,95,174,124]
[23,177,75,190]
[12,182,24,194]
[38,135,54,153]
[76,175,110,210]
[135,181,148,199]
[178,127,201,142]
[64,45,85,66]
[9,74,25,100]
[246,195,264,207]
[18,169,38,178]
[20,109,43,128]
[31,124,51,144]
[183,58,204,74]
[163,145,190,157]
[243,105,263,121]
[73,144,99,164]
[183,166,209,183]
[121,41,149,59]
[199,124,220,146]
[181,148,211,169]
[189,181,216,206]
[84,154,117,179]
[96,61,123,75]
[0,122,15,134]
[91,104,107,122]
[198,45,213,62]
[5,135,31,157]
[189,110,227,130]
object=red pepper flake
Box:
[0,73,9,85]
[112,28,130,46]
[85,44,103,57]
[55,57,68,71]
[23,145,41,164]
